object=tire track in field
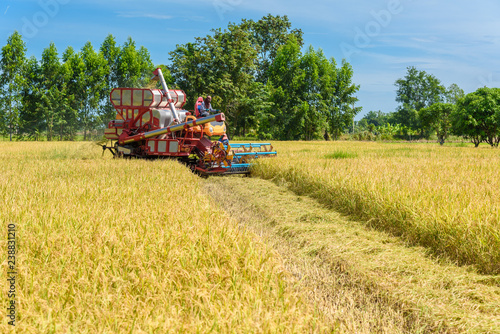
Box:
[204,176,500,334]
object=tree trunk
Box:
[9,97,12,142]
[323,130,330,141]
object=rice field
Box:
[0,142,331,333]
[2,140,500,333]
[253,141,500,275]
[206,176,500,333]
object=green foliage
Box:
[0,31,26,140]
[62,46,86,139]
[200,24,258,136]
[454,87,500,147]
[2,19,361,141]
[263,38,359,140]
[0,34,158,140]
[265,35,304,139]
[360,110,389,127]
[445,83,465,105]
[325,150,358,159]
[116,37,154,88]
[99,34,120,124]
[168,42,207,105]
[79,42,108,140]
[329,60,361,139]
[242,14,303,84]
[419,102,455,145]
[374,123,404,140]
[20,56,43,139]
[168,15,359,141]
[170,20,280,138]
[39,42,70,140]
[394,66,446,131]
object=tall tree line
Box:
[169,15,360,140]
[1,15,361,141]
[358,66,500,146]
[0,33,156,141]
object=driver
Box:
[198,96,215,118]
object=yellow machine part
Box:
[185,115,226,138]
[203,142,233,167]
[203,122,226,137]
[184,115,203,133]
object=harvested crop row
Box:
[252,141,500,275]
[205,176,500,333]
[0,142,332,333]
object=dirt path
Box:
[204,176,500,334]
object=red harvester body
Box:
[102,68,276,176]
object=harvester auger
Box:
[101,68,277,176]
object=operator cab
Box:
[191,96,226,137]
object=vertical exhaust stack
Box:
[152,68,180,122]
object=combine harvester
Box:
[102,68,276,176]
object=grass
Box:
[205,176,500,333]
[252,141,500,275]
[324,150,358,159]
[0,142,332,333]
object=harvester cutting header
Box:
[102,68,276,176]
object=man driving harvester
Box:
[193,95,226,139]
[196,95,215,118]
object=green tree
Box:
[394,66,445,131]
[0,31,27,140]
[328,60,360,139]
[168,42,208,105]
[266,39,355,140]
[116,37,154,88]
[37,42,76,141]
[169,15,307,138]
[445,83,465,105]
[297,46,333,140]
[266,35,303,139]
[80,42,107,140]
[419,102,455,145]
[19,56,43,139]
[242,14,303,84]
[361,110,389,127]
[62,46,85,140]
[203,24,258,137]
[454,87,500,147]
[265,38,359,140]
[99,34,120,123]
[168,16,359,140]
[170,23,258,137]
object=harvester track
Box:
[204,176,500,334]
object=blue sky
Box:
[1,0,500,119]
